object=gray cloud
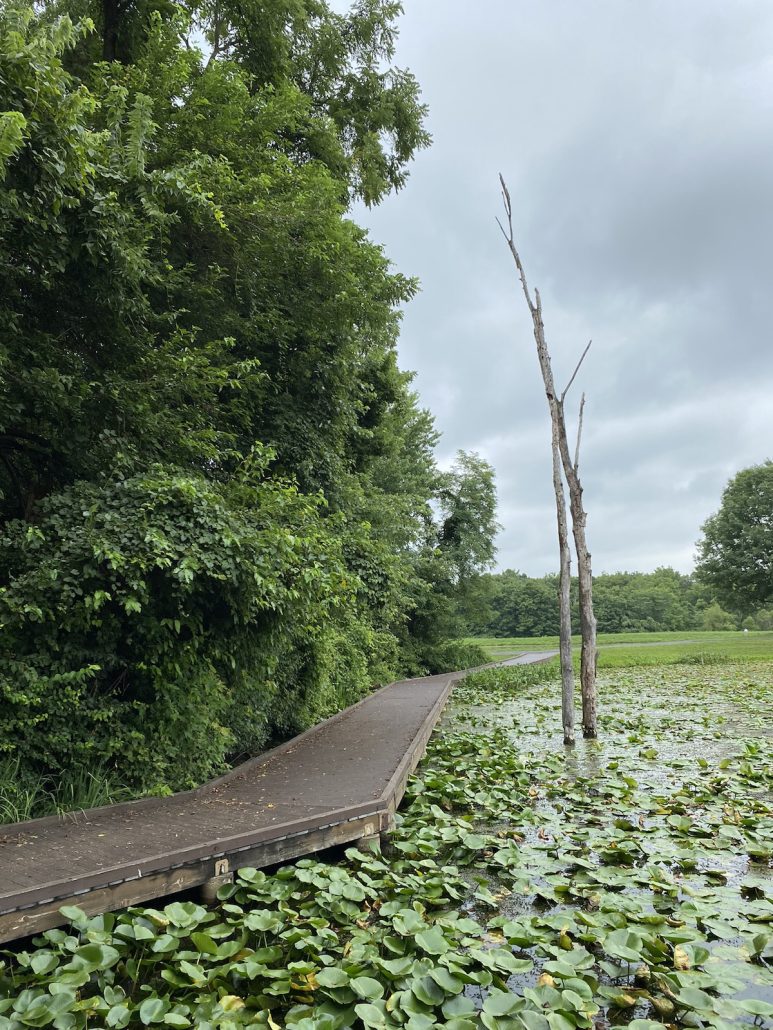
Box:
[358,0,773,575]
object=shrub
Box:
[0,463,357,792]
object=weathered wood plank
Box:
[0,653,554,945]
[0,812,382,944]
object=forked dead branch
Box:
[497,175,598,739]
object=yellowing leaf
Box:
[674,945,690,970]
[221,996,245,1012]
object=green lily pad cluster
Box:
[434,661,773,1028]
[0,854,527,1029]
[1,660,771,1029]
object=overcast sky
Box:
[355,0,773,576]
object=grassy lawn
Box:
[468,630,773,668]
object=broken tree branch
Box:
[574,393,585,474]
[497,174,537,314]
[561,339,592,404]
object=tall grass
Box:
[0,756,134,824]
[0,757,50,824]
[456,658,561,702]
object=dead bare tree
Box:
[550,417,575,745]
[556,357,598,738]
[497,175,598,739]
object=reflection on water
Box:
[562,741,605,782]
[438,662,773,1025]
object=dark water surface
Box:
[439,662,773,1027]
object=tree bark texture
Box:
[102,0,119,61]
[555,403,598,737]
[102,0,132,62]
[551,426,575,745]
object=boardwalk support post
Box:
[199,858,233,903]
[355,819,382,852]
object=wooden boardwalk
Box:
[0,652,556,943]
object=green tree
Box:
[696,462,773,615]
[700,602,736,632]
[0,3,433,547]
[401,451,499,673]
[481,567,707,638]
[753,608,773,631]
[590,568,698,633]
[486,571,561,637]
[437,451,499,583]
[0,6,256,520]
[46,0,430,204]
[0,3,498,810]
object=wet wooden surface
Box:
[0,652,557,942]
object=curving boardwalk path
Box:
[0,652,557,943]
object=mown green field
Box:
[469,630,773,668]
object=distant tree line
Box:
[475,567,773,638]
[0,1,498,805]
[474,461,773,640]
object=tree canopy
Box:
[696,461,773,615]
[0,1,496,806]
[477,567,712,637]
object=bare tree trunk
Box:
[497,177,576,743]
[555,394,598,737]
[102,0,120,61]
[552,428,575,746]
[497,175,597,738]
[102,0,132,62]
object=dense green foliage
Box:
[2,658,771,1028]
[0,1,496,804]
[478,567,711,637]
[477,566,773,637]
[696,461,773,617]
[1,464,355,791]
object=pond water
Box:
[1,661,770,1030]
[427,662,773,1027]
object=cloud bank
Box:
[357,0,773,575]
